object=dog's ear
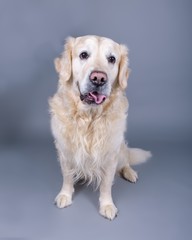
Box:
[54,37,75,82]
[118,44,130,89]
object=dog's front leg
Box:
[55,148,74,208]
[99,159,118,220]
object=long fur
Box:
[49,85,130,187]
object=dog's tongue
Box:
[89,92,106,104]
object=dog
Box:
[49,35,151,220]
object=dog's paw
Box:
[121,166,138,183]
[100,204,118,220]
[55,193,72,208]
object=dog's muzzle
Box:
[81,91,106,105]
[77,81,107,105]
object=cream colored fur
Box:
[49,35,151,220]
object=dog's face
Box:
[55,35,129,105]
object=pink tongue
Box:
[89,92,106,104]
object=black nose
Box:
[89,71,107,86]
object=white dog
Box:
[49,35,151,220]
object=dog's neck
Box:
[57,82,127,120]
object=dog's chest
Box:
[64,113,123,158]
[71,116,108,153]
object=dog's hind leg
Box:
[120,165,138,183]
[118,142,151,183]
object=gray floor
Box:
[0,137,191,240]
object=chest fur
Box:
[65,114,123,156]
[50,94,128,160]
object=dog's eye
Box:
[107,55,116,64]
[79,51,89,60]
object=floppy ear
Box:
[118,44,130,89]
[54,37,75,82]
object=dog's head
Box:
[55,35,130,105]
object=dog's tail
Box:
[128,147,152,165]
[119,142,152,166]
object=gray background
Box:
[0,0,191,239]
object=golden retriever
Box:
[49,35,151,220]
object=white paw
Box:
[55,193,72,208]
[100,204,118,220]
[122,167,138,183]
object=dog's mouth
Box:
[77,81,106,105]
[80,91,106,105]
